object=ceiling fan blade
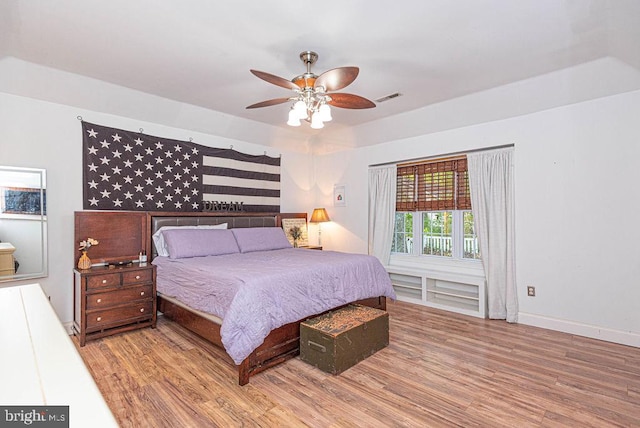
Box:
[315,67,359,92]
[327,93,376,109]
[250,69,299,91]
[246,97,291,109]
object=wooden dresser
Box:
[0,242,16,276]
[74,263,156,346]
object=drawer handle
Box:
[140,291,145,296]
[140,308,145,313]
[96,316,102,322]
[102,279,107,284]
[96,298,102,303]
[135,275,141,279]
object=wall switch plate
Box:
[527,286,536,297]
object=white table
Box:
[0,284,118,427]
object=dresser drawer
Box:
[86,300,153,330]
[87,272,121,290]
[86,285,153,310]
[123,269,152,285]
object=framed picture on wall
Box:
[333,184,346,207]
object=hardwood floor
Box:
[75,301,640,427]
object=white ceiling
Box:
[2,0,640,149]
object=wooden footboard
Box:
[158,295,387,385]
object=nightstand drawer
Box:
[87,273,121,289]
[86,300,153,330]
[86,285,153,310]
[123,269,152,285]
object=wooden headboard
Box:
[75,211,308,265]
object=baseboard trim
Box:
[518,312,640,348]
[62,321,74,335]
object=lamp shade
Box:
[310,208,330,223]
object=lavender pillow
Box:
[163,228,240,259]
[231,227,292,253]
[153,223,228,257]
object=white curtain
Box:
[368,165,397,264]
[468,148,518,322]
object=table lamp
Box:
[310,208,330,246]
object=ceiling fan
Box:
[246,51,375,129]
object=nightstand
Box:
[73,263,156,346]
[299,245,322,250]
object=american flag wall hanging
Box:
[81,121,280,213]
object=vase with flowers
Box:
[289,226,302,248]
[78,237,99,269]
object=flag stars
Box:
[174,145,182,152]
[134,184,144,192]
[184,195,191,202]
[174,173,182,181]
[183,181,191,188]
[145,178,154,186]
[88,197,99,206]
[155,186,164,194]
[88,180,98,189]
[88,163,98,172]
[87,129,98,138]
[112,166,122,175]
[100,140,110,149]
[183,167,191,174]
[145,193,154,200]
[134,169,143,177]
[123,191,133,199]
[112,150,122,158]
[134,154,144,162]
[145,147,154,156]
[183,153,191,160]
[135,200,144,208]
[100,189,111,198]
[174,188,182,194]
[175,202,183,209]
[88,146,98,155]
[112,133,122,142]
[164,179,173,187]
[191,148,199,155]
[192,202,199,209]
[164,165,173,173]
[191,189,199,195]
[112,182,123,191]
[156,201,165,208]
[155,171,164,179]
[155,142,164,150]
[165,150,173,158]
[100,156,110,165]
[123,160,133,168]
[145,163,153,171]
[134,138,144,145]
[113,199,123,207]
[191,161,199,168]
[165,194,174,201]
[123,176,133,184]
[100,173,111,181]
[155,156,164,164]
[191,175,198,182]
[123,144,133,152]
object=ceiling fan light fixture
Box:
[310,112,324,129]
[293,100,308,119]
[287,109,301,127]
[319,104,332,122]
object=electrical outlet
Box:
[527,286,536,297]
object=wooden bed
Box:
[147,211,387,385]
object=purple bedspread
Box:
[152,248,396,364]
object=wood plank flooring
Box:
[75,301,640,427]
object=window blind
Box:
[396,157,471,211]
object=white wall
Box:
[0,92,313,325]
[314,89,640,346]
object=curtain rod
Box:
[369,143,514,168]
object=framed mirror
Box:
[0,166,47,282]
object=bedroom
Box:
[1,0,639,426]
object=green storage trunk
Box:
[299,304,389,374]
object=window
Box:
[392,157,479,260]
